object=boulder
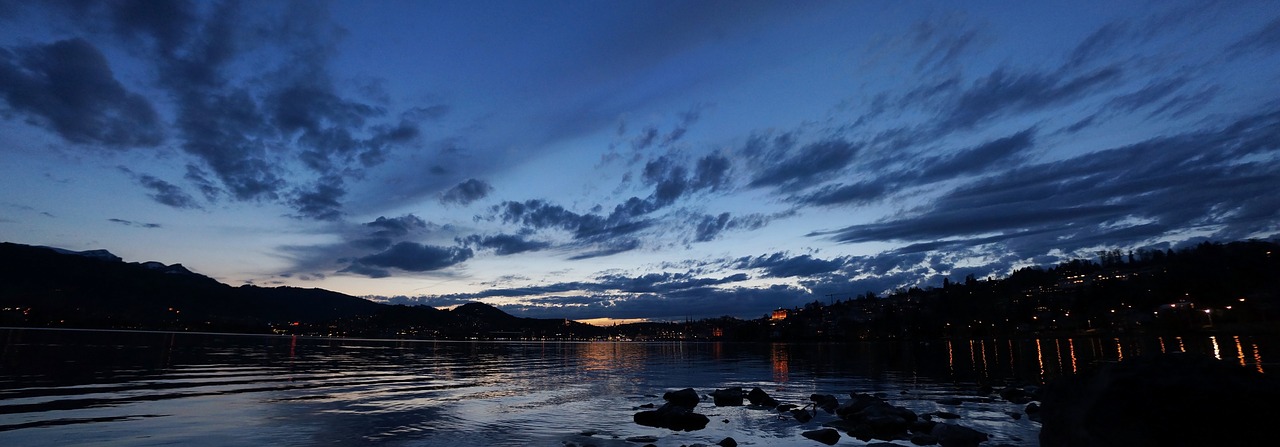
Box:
[710,387,744,406]
[931,423,988,447]
[810,393,840,414]
[663,388,700,409]
[833,392,919,441]
[717,437,737,447]
[1039,353,1280,446]
[999,386,1030,404]
[909,419,936,434]
[835,393,887,419]
[746,387,780,408]
[801,428,841,445]
[790,407,813,423]
[633,402,710,432]
[910,433,939,445]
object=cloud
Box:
[42,1,423,220]
[1065,21,1131,69]
[0,38,163,148]
[632,126,659,150]
[492,199,653,244]
[937,65,1122,133]
[688,212,771,243]
[906,15,986,73]
[1106,77,1189,113]
[440,179,494,205]
[568,238,641,260]
[817,106,1280,261]
[693,213,731,243]
[733,252,849,278]
[1228,16,1280,57]
[107,218,161,229]
[691,154,731,190]
[381,270,768,320]
[913,127,1036,183]
[749,139,860,189]
[642,156,689,204]
[366,214,427,238]
[289,176,346,221]
[660,105,704,147]
[794,182,887,207]
[343,242,473,277]
[459,233,551,255]
[184,165,222,202]
[136,174,202,210]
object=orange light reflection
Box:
[1235,336,1247,368]
[1252,343,1265,374]
[771,344,790,383]
[1068,339,1077,374]
[1035,339,1045,381]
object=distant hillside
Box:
[0,242,597,338]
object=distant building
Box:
[771,309,789,321]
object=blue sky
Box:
[2,0,1278,322]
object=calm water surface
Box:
[0,328,1271,446]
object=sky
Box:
[2,1,1279,323]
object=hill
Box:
[0,242,597,338]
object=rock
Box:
[834,392,918,441]
[801,428,841,445]
[625,435,658,443]
[910,433,939,445]
[835,393,887,419]
[633,402,711,432]
[775,403,800,412]
[868,443,901,447]
[791,408,813,423]
[710,387,744,406]
[909,419,936,434]
[810,393,840,414]
[717,437,737,447]
[1039,353,1280,446]
[1000,386,1030,404]
[746,387,780,408]
[936,397,963,406]
[977,384,994,395]
[931,423,988,447]
[1006,411,1022,420]
[864,414,911,440]
[821,419,859,433]
[638,403,655,409]
[1023,402,1039,415]
[663,388,700,409]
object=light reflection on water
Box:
[0,329,1272,446]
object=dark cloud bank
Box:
[0,2,423,219]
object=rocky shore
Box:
[566,383,1038,446]
[562,352,1276,446]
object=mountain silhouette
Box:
[0,242,594,337]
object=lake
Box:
[0,328,1270,446]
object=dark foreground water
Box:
[0,329,1271,446]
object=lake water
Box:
[0,328,1271,446]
